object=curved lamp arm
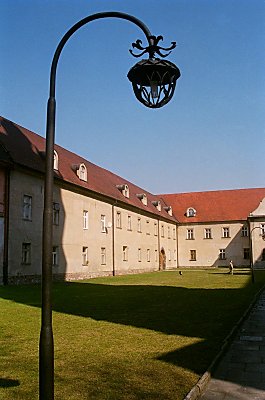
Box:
[49,12,153,97]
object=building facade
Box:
[0,116,264,284]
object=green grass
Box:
[1,269,265,400]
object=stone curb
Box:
[183,284,265,400]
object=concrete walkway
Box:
[200,289,265,399]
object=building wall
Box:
[8,170,43,281]
[0,167,5,281]
[7,169,178,283]
[249,198,265,268]
[177,222,250,268]
[113,206,177,274]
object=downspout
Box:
[3,169,10,285]
[111,201,117,276]
[176,223,179,268]
[157,218,160,271]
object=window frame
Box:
[101,247,106,265]
[204,228,212,239]
[222,227,230,238]
[83,210,89,230]
[241,225,249,237]
[243,248,250,260]
[123,246,128,262]
[23,195,32,221]
[52,246,59,266]
[101,214,106,233]
[127,215,132,231]
[137,218,141,233]
[190,249,196,261]
[82,246,88,265]
[187,228,194,240]
[53,202,60,226]
[116,211,122,229]
[219,249,226,260]
[53,150,59,170]
[22,242,31,264]
[147,248,151,262]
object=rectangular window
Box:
[161,224,164,237]
[23,195,32,220]
[53,203,60,225]
[123,246,128,261]
[138,248,141,262]
[243,248,250,260]
[116,212,122,229]
[222,227,230,238]
[190,250,196,261]
[168,226,171,239]
[22,243,31,264]
[137,218,141,233]
[82,246,88,265]
[241,225,248,237]
[127,215,132,231]
[219,249,226,260]
[260,224,265,235]
[154,222,158,236]
[52,246,59,266]
[101,215,106,233]
[168,249,171,261]
[187,229,194,240]
[147,249,151,262]
[173,228,176,240]
[204,228,212,239]
[146,220,150,235]
[155,249,158,263]
[101,247,106,265]
[83,210,89,230]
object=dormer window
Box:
[152,200,161,211]
[77,163,87,182]
[53,150,59,170]
[116,184,130,198]
[137,193,147,206]
[164,206,172,216]
[187,207,196,217]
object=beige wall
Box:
[113,207,177,274]
[8,170,43,278]
[249,198,265,268]
[178,222,250,268]
[7,169,177,282]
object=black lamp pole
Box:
[40,12,180,400]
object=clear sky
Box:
[1,0,264,194]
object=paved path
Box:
[200,289,265,400]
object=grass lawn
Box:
[1,269,265,400]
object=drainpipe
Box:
[111,201,117,276]
[176,223,179,268]
[157,218,160,270]
[3,169,10,285]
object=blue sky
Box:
[1,0,264,194]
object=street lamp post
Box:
[249,226,265,284]
[40,11,180,400]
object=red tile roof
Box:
[0,116,175,221]
[160,188,265,223]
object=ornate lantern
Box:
[127,35,181,108]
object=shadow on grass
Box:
[0,273,264,376]
[0,378,20,388]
